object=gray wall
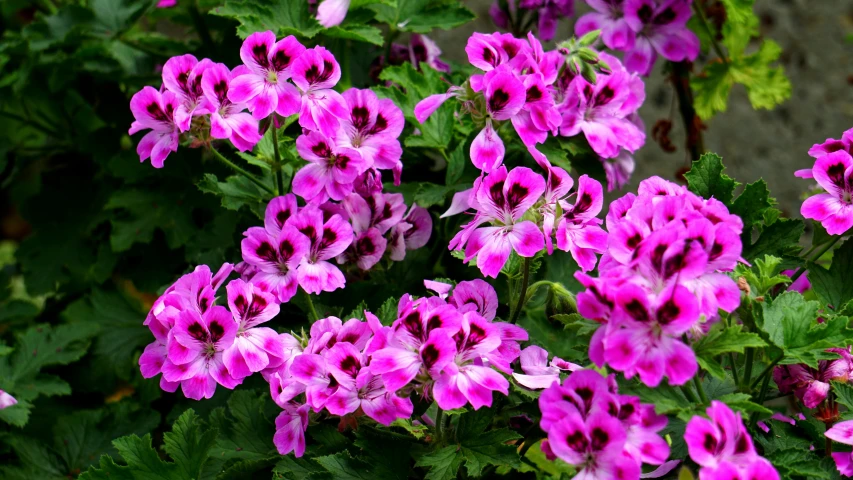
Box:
[430,0,853,216]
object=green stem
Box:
[742,348,755,390]
[694,374,709,404]
[508,257,532,325]
[691,2,727,63]
[271,125,284,195]
[518,432,543,459]
[749,353,784,390]
[790,235,844,284]
[301,289,320,322]
[524,280,552,304]
[681,384,699,404]
[209,148,275,195]
[188,0,215,55]
[434,407,444,443]
[383,26,399,65]
[729,352,740,386]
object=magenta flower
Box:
[338,228,387,270]
[800,150,853,235]
[773,347,853,408]
[289,206,354,294]
[449,279,499,320]
[0,390,17,409]
[241,224,310,303]
[201,63,263,151]
[128,86,180,168]
[575,0,636,50]
[808,127,853,159]
[162,306,241,400]
[782,269,811,293]
[826,420,853,477]
[408,34,451,73]
[293,130,366,203]
[622,0,699,75]
[273,401,310,457]
[559,53,645,158]
[335,88,404,176]
[221,279,286,379]
[555,174,608,272]
[387,204,433,262]
[470,69,526,172]
[464,32,526,72]
[512,345,580,389]
[685,401,779,480]
[290,46,348,136]
[316,0,350,27]
[161,54,212,131]
[228,31,305,120]
[157,0,176,7]
[451,166,546,278]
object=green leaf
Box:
[208,390,277,462]
[730,179,773,229]
[833,381,853,410]
[375,297,399,325]
[717,393,772,416]
[742,218,805,263]
[693,323,767,357]
[445,141,466,185]
[377,64,454,150]
[197,173,267,217]
[105,188,199,252]
[684,153,739,204]
[808,239,853,310]
[369,0,475,33]
[314,451,379,480]
[415,446,462,480]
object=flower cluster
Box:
[774,347,853,409]
[537,370,671,479]
[489,0,575,42]
[575,176,744,386]
[826,420,853,476]
[265,279,529,455]
[448,165,608,277]
[575,0,699,76]
[414,31,646,190]
[685,401,779,480]
[239,193,431,299]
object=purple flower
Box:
[622,0,699,75]
[161,54,212,131]
[826,421,853,477]
[241,222,311,303]
[273,401,309,457]
[335,88,404,177]
[684,401,779,480]
[575,0,636,50]
[800,150,853,235]
[290,46,349,136]
[228,31,305,120]
[451,166,546,278]
[293,130,366,203]
[512,345,580,389]
[0,390,17,409]
[809,127,853,159]
[316,0,350,27]
[782,269,810,293]
[201,63,263,151]
[128,86,181,168]
[221,279,285,379]
[773,347,853,409]
[289,206,354,294]
[555,174,609,272]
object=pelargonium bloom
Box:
[825,420,853,477]
[128,86,180,168]
[293,130,366,203]
[201,63,263,151]
[799,150,853,235]
[290,206,354,294]
[316,0,350,27]
[273,401,310,457]
[161,54,212,131]
[450,166,546,278]
[512,345,580,389]
[554,174,609,271]
[470,68,526,172]
[228,31,305,120]
[222,279,286,379]
[684,401,779,479]
[773,347,853,408]
[0,390,17,409]
[622,0,699,76]
[575,0,636,50]
[290,46,348,136]
[782,269,810,293]
[241,222,310,303]
[335,88,405,179]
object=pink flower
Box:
[826,420,853,476]
[293,130,366,203]
[451,166,546,278]
[512,345,580,389]
[316,0,350,27]
[161,54,212,131]
[684,401,779,480]
[228,31,304,120]
[555,174,609,272]
[221,279,286,379]
[575,0,636,50]
[800,150,853,235]
[273,402,310,457]
[782,269,810,293]
[162,306,241,400]
[335,88,404,176]
[241,223,311,303]
[623,0,699,75]
[290,46,348,136]
[0,390,17,409]
[469,69,527,172]
[128,86,181,168]
[773,347,853,408]
[201,63,263,151]
[387,204,433,261]
[289,206,354,294]
[809,127,853,159]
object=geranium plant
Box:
[2,0,853,479]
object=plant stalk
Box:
[209,148,275,194]
[749,353,784,390]
[509,257,532,324]
[434,407,444,443]
[790,234,844,284]
[301,289,320,322]
[694,374,709,404]
[692,2,727,63]
[271,125,284,195]
[670,61,705,161]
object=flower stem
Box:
[209,148,275,195]
[790,234,844,284]
[691,2,728,63]
[749,353,784,390]
[670,61,705,161]
[694,374,709,404]
[434,407,444,443]
[271,125,284,195]
[729,352,740,385]
[742,348,755,390]
[681,384,699,403]
[509,257,532,325]
[301,289,320,322]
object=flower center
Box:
[267,70,278,84]
[843,190,853,205]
